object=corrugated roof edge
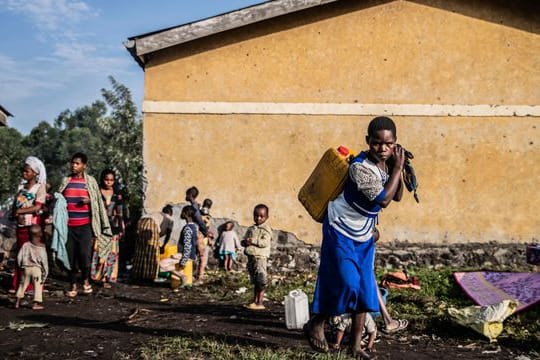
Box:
[124,0,338,68]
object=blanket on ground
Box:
[453,271,540,313]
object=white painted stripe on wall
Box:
[143,101,540,117]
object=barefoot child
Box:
[242,204,273,310]
[15,225,48,310]
[218,221,241,271]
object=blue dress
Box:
[311,152,387,315]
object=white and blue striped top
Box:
[327,152,388,242]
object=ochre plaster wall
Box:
[141,1,540,244]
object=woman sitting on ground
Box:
[131,205,174,282]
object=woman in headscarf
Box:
[10,156,47,293]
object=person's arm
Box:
[10,194,18,220]
[241,227,252,247]
[194,211,208,236]
[377,146,405,208]
[17,244,25,267]
[249,228,271,248]
[387,157,404,202]
[393,176,403,202]
[160,222,173,253]
[14,203,42,215]
[15,184,45,216]
[179,226,194,266]
[233,232,242,250]
[189,200,208,236]
[114,192,125,234]
[41,249,49,282]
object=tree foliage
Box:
[0,127,26,208]
[2,76,143,216]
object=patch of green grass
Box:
[122,336,352,360]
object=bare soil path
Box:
[0,274,530,360]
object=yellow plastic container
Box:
[298,146,354,223]
[160,244,178,261]
[170,260,193,289]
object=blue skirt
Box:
[311,216,379,316]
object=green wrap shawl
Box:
[59,173,113,260]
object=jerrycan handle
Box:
[337,146,350,156]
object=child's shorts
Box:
[247,256,267,290]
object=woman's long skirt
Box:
[311,216,379,316]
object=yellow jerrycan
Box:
[298,146,355,222]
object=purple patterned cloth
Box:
[454,272,540,313]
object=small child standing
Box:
[328,313,377,352]
[242,204,272,310]
[15,225,48,310]
[218,221,241,271]
[173,205,198,289]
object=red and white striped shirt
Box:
[63,177,91,227]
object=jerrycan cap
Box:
[288,289,305,297]
[337,146,350,157]
[289,289,300,297]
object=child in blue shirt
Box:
[174,205,198,288]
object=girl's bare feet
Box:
[32,302,44,310]
[303,317,329,353]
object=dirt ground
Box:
[0,270,532,360]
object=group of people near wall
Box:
[131,186,273,310]
[7,152,274,313]
[8,152,126,306]
[131,186,215,286]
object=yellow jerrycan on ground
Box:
[298,146,355,223]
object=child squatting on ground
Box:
[15,225,48,310]
[329,313,377,353]
[242,204,273,310]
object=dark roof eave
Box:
[0,105,13,117]
[123,39,146,70]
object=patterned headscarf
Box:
[25,156,47,184]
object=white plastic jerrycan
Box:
[284,289,310,330]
